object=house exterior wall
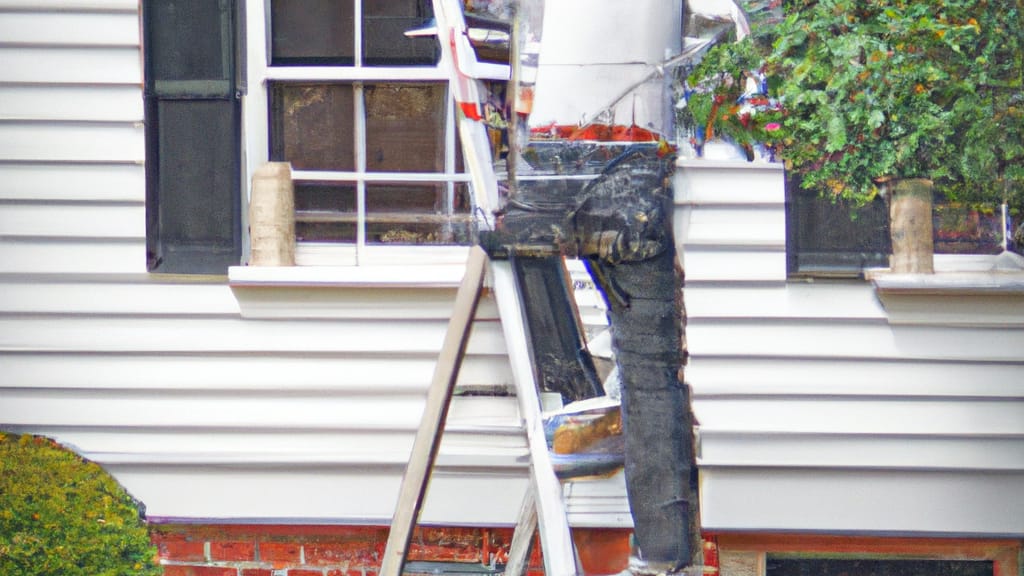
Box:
[678,159,1024,538]
[0,0,533,528]
[2,2,1022,574]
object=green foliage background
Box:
[0,432,161,576]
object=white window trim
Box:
[241,0,470,268]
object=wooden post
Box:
[378,246,488,576]
[249,162,295,266]
[889,178,934,274]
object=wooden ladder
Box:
[378,246,578,576]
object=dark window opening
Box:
[270,0,438,66]
[143,0,243,274]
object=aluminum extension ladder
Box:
[378,246,578,576]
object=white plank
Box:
[0,163,144,202]
[21,427,526,462]
[0,315,508,354]
[0,388,522,430]
[675,204,785,246]
[699,468,1024,536]
[0,352,514,392]
[684,283,886,320]
[231,285,502,320]
[699,432,1024,471]
[686,357,1024,398]
[0,238,146,273]
[0,281,239,315]
[0,0,136,10]
[675,160,786,206]
[680,247,788,282]
[0,11,138,46]
[0,122,143,162]
[693,397,1024,435]
[105,465,529,526]
[0,85,142,122]
[687,319,1024,362]
[0,202,143,238]
[0,46,141,84]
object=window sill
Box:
[228,247,475,319]
[867,251,1024,326]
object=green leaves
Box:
[0,433,161,576]
[766,0,1024,205]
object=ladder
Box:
[378,246,578,576]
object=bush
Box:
[0,432,161,576]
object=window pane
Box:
[270,83,356,171]
[365,183,473,245]
[362,0,439,66]
[365,83,445,172]
[144,0,235,97]
[933,200,1003,255]
[294,182,357,243]
[271,0,355,65]
[787,178,890,277]
[147,98,241,273]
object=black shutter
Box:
[143,0,244,274]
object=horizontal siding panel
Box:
[0,121,143,162]
[687,320,1024,362]
[16,427,525,463]
[563,472,633,528]
[675,160,785,206]
[693,398,1024,436]
[687,357,1024,398]
[106,465,529,525]
[0,11,138,46]
[0,238,146,273]
[0,202,143,238]
[0,316,508,354]
[0,280,503,320]
[0,281,239,316]
[230,286,501,320]
[0,0,136,11]
[684,283,886,320]
[675,204,785,246]
[699,468,1024,536]
[0,46,140,84]
[0,388,521,430]
[0,85,142,122]
[680,247,787,282]
[699,432,1024,471]
[0,352,514,391]
[0,163,144,202]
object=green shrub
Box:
[0,432,161,576]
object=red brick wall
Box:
[150,524,556,576]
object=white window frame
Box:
[242,0,474,266]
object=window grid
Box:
[246,0,469,264]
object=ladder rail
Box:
[492,260,578,576]
[379,246,489,576]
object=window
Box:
[144,0,473,273]
[251,0,473,265]
[787,175,1012,278]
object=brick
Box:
[305,543,362,565]
[162,566,238,576]
[241,570,274,576]
[326,570,363,576]
[287,570,324,576]
[211,541,257,562]
[157,539,207,562]
[259,542,303,564]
